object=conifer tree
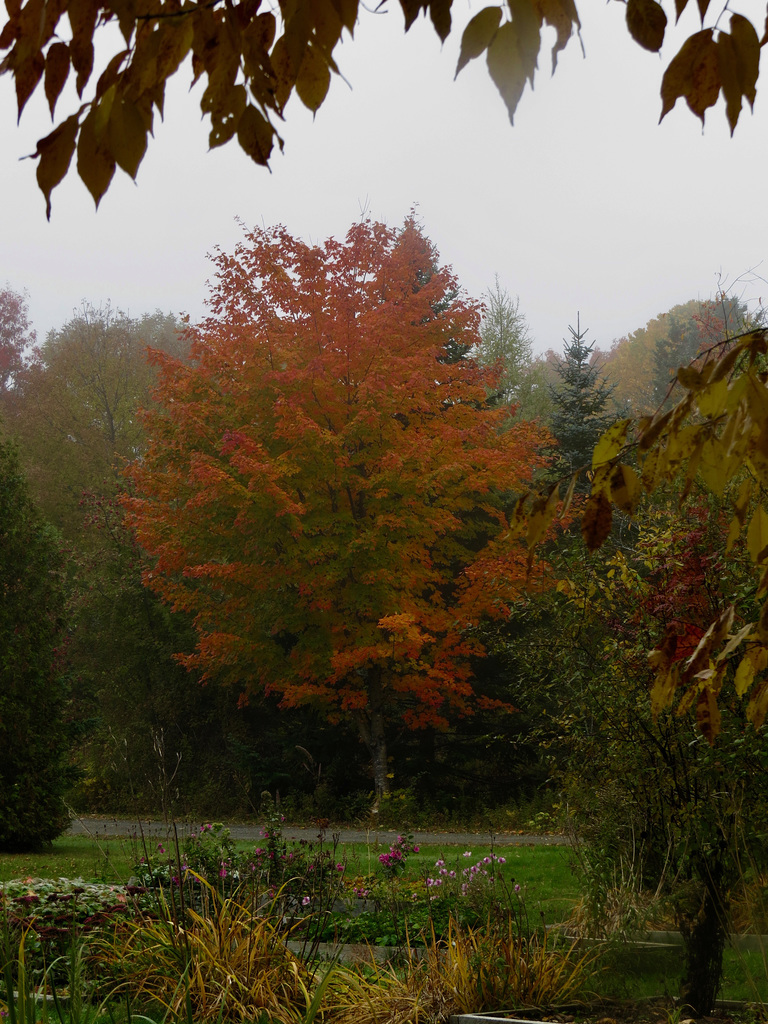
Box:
[0,434,70,851]
[549,315,616,477]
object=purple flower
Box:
[463,851,472,857]
[514,883,521,893]
[302,896,311,906]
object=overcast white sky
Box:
[1,0,767,355]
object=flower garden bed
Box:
[3,822,768,1023]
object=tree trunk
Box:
[352,666,391,802]
[678,869,727,1016]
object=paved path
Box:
[66,816,568,847]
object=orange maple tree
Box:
[123,217,549,798]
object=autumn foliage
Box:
[1,0,764,212]
[123,218,549,795]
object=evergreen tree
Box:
[549,315,615,477]
[0,433,70,851]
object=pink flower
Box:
[302,896,311,906]
[463,851,472,857]
[413,845,420,853]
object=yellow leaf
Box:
[328,0,358,33]
[43,41,70,118]
[108,96,150,178]
[508,491,530,540]
[508,0,542,86]
[455,6,502,76]
[665,423,702,468]
[76,104,115,208]
[744,372,768,423]
[747,506,768,564]
[717,30,743,133]
[640,447,664,493]
[684,605,734,683]
[747,679,768,730]
[698,438,730,497]
[711,341,745,383]
[730,13,759,108]
[677,364,704,391]
[696,686,721,744]
[638,406,674,452]
[68,0,100,95]
[733,476,752,524]
[581,491,612,552]
[626,0,666,52]
[696,376,728,418]
[237,104,276,165]
[560,472,578,518]
[429,0,453,42]
[527,485,559,550]
[533,0,580,72]
[592,419,631,472]
[34,113,79,220]
[486,21,527,123]
[296,43,331,113]
[676,683,698,717]
[650,665,678,717]
[734,649,757,697]
[609,463,642,514]
[716,621,754,662]
[660,29,719,124]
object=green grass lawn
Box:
[0,835,578,924]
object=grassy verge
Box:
[593,943,768,1003]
